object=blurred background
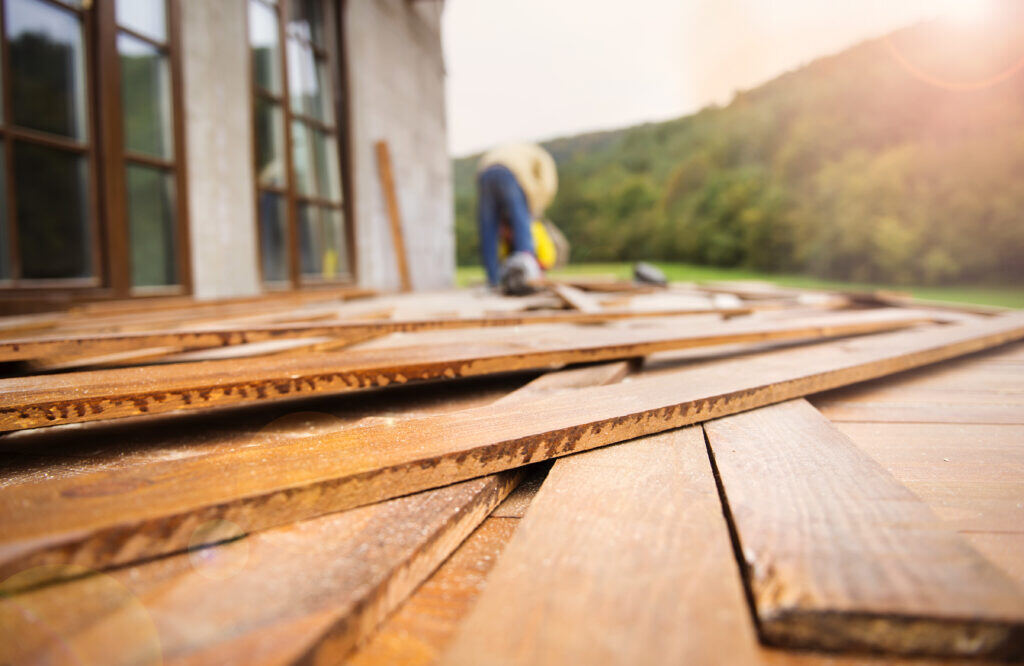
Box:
[448,0,1024,306]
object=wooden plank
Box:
[0,473,521,666]
[835,422,1024,584]
[375,140,412,292]
[0,305,760,362]
[1,314,1021,584]
[0,364,635,663]
[816,399,1024,424]
[442,427,766,665]
[344,516,521,666]
[549,283,603,313]
[0,310,924,431]
[704,399,1024,658]
[491,463,551,518]
[0,363,630,588]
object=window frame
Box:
[0,0,191,303]
[248,0,355,291]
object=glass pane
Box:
[249,0,281,95]
[0,143,8,280]
[255,98,285,186]
[6,0,87,139]
[257,190,288,283]
[116,0,167,43]
[13,142,92,279]
[299,205,344,279]
[313,130,342,203]
[287,39,332,123]
[312,57,333,123]
[287,0,323,46]
[326,207,348,276]
[290,120,315,197]
[126,164,177,287]
[119,34,173,158]
[297,204,321,276]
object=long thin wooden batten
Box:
[0,306,759,362]
[704,399,1024,659]
[0,310,927,431]
[442,427,767,665]
[0,314,1020,583]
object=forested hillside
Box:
[454,12,1024,285]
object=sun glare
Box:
[938,0,994,24]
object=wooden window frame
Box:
[0,0,191,306]
[248,0,356,291]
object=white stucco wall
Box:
[345,0,454,291]
[177,0,451,296]
[180,0,261,299]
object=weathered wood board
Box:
[705,399,1024,658]
[0,310,926,431]
[0,305,757,363]
[0,314,1021,585]
[442,427,766,665]
[344,516,521,666]
[0,473,520,666]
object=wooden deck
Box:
[0,284,1021,664]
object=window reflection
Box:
[126,165,177,287]
[14,142,91,279]
[250,0,282,94]
[6,0,87,139]
[258,191,288,283]
[119,34,174,158]
[116,0,167,43]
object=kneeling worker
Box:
[477,142,561,293]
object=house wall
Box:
[180,0,261,299]
[345,0,454,291]
[177,0,453,298]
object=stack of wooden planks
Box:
[0,282,1021,665]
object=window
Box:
[0,0,98,285]
[248,0,351,288]
[0,0,188,297]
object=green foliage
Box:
[453,17,1024,286]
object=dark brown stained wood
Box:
[1,314,1022,585]
[704,399,1024,658]
[375,140,412,292]
[0,310,925,431]
[442,427,766,665]
[0,473,520,666]
[491,463,552,518]
[345,517,521,666]
[0,305,761,362]
[549,283,602,313]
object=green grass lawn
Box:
[455,262,1024,309]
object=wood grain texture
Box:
[374,141,412,292]
[344,517,521,666]
[0,314,1021,585]
[0,305,758,363]
[836,422,1024,586]
[0,364,629,588]
[0,472,520,666]
[442,427,766,665]
[0,364,634,662]
[0,310,923,431]
[704,399,1024,658]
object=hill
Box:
[453,9,1024,285]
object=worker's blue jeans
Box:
[477,164,535,286]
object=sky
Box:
[442,0,978,156]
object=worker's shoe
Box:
[500,252,542,296]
